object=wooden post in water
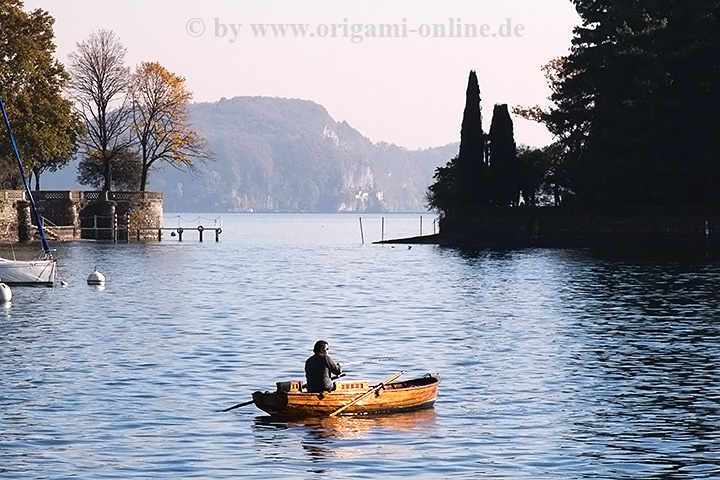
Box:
[198,225,204,242]
[359,217,364,244]
[382,217,385,242]
[113,212,118,243]
[420,215,423,236]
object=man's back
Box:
[305,352,341,392]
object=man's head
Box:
[313,340,329,354]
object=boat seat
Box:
[276,381,303,393]
[335,381,370,391]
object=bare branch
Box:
[68,30,132,191]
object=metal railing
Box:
[78,214,221,243]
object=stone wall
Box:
[0,191,23,242]
[33,191,82,227]
[0,190,163,243]
[111,192,164,241]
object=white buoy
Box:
[0,281,11,304]
[87,269,106,286]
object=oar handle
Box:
[221,399,254,412]
[329,371,404,417]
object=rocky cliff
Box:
[42,96,458,213]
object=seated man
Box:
[304,340,343,393]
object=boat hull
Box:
[0,258,56,286]
[252,375,440,418]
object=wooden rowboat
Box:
[251,373,440,418]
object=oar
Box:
[328,371,404,417]
[342,357,396,367]
[221,399,254,412]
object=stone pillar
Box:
[69,202,80,231]
[99,201,116,241]
[16,200,32,242]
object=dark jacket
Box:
[304,353,342,392]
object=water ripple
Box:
[2,215,719,478]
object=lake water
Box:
[1,213,719,479]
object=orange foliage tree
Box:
[130,62,212,191]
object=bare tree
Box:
[68,30,131,191]
[131,62,212,191]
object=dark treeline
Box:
[427,71,541,215]
[429,0,720,216]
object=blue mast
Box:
[0,94,53,256]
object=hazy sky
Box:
[25,0,580,150]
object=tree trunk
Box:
[139,165,148,192]
[103,156,112,191]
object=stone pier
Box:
[0,190,163,243]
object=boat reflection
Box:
[252,409,438,460]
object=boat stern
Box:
[252,390,289,415]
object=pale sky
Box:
[25,0,580,150]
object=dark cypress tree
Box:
[488,104,518,205]
[455,70,488,209]
[427,70,488,216]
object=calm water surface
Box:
[1,213,719,479]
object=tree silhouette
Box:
[487,104,518,205]
[518,0,720,206]
[69,30,132,192]
[455,70,487,208]
[427,71,488,215]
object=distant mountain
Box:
[43,96,458,213]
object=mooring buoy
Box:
[0,281,11,303]
[87,268,106,286]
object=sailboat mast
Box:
[0,95,52,256]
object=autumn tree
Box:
[0,0,79,190]
[69,29,131,192]
[130,62,212,191]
